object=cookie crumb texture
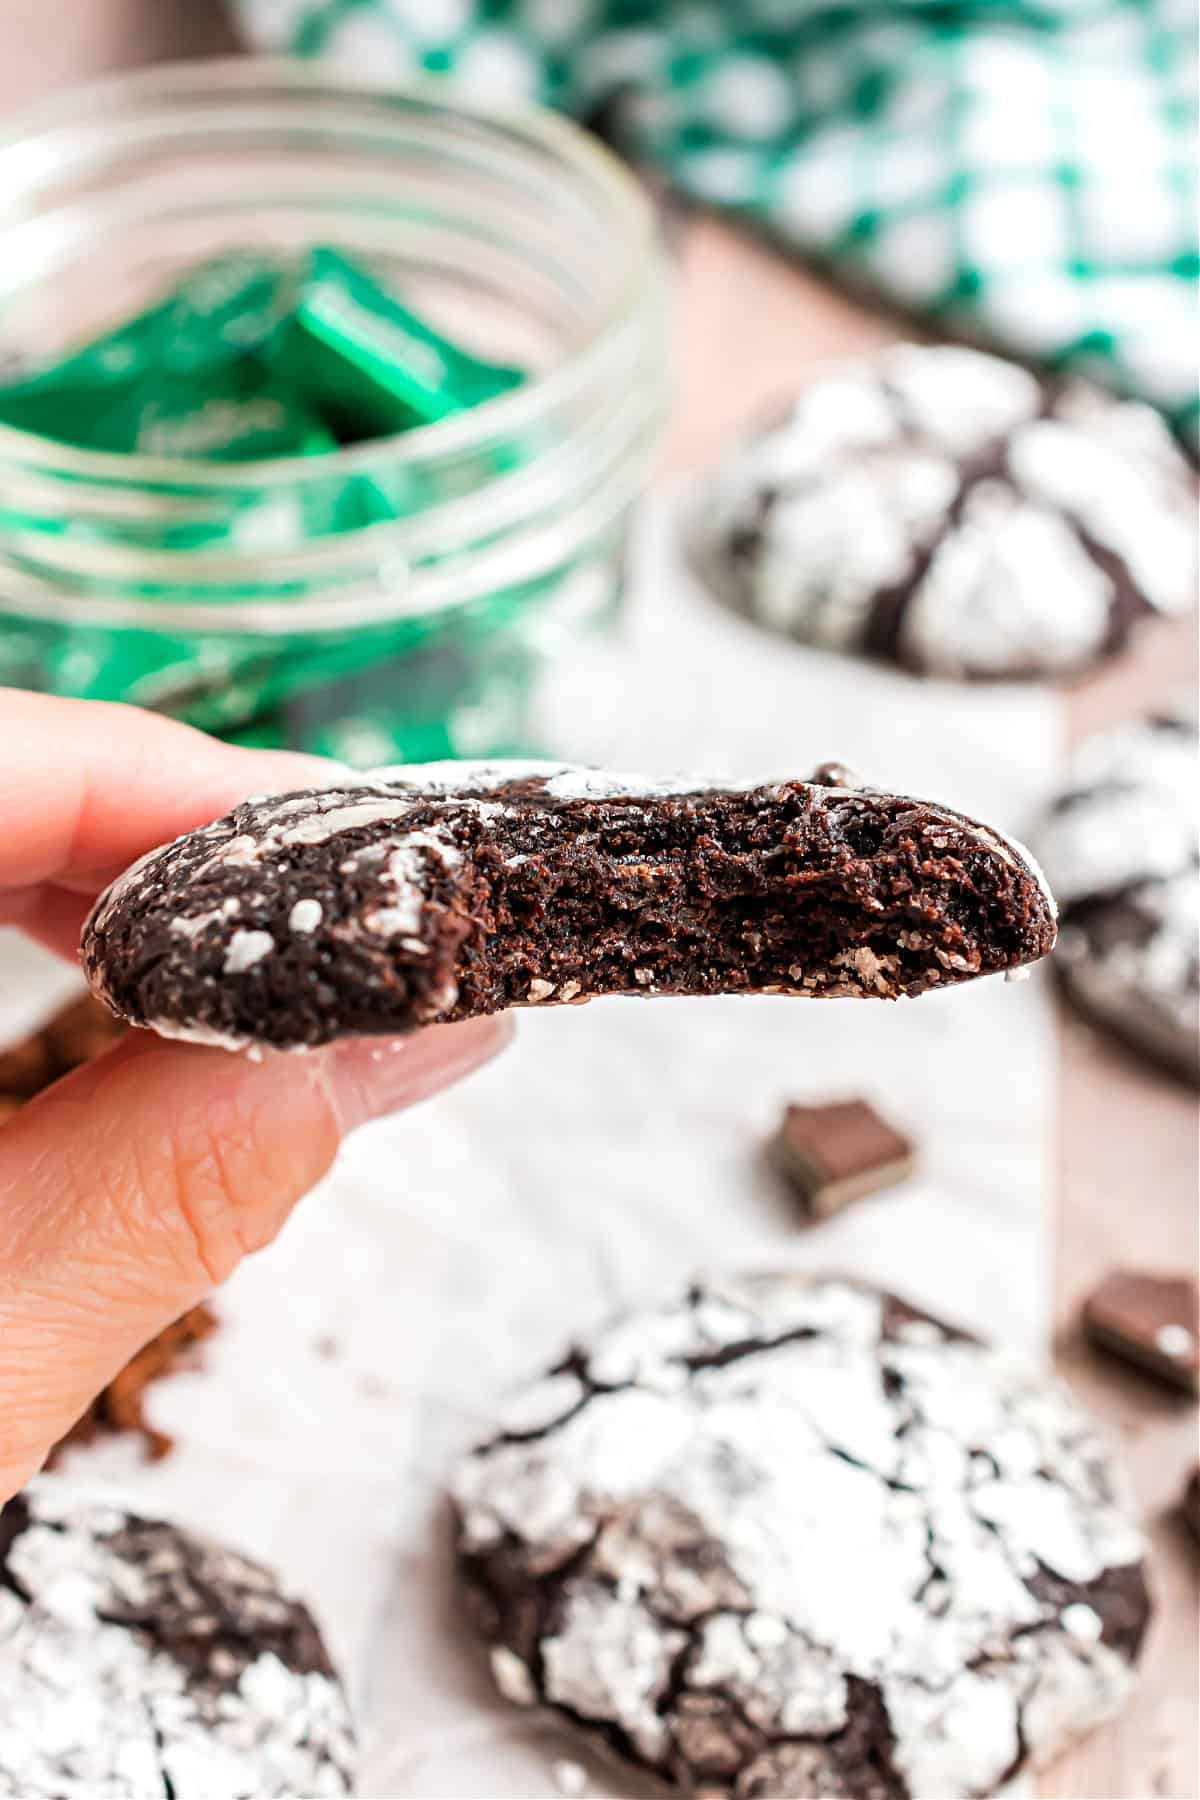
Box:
[1034,708,1198,1084]
[0,1481,354,1799]
[690,345,1196,680]
[451,1275,1149,1800]
[81,763,1056,1050]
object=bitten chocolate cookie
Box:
[1034,709,1198,1082]
[688,345,1196,680]
[81,762,1055,1050]
[451,1274,1149,1800]
[0,1480,354,1798]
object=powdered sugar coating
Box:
[223,928,275,975]
[690,344,1196,680]
[288,898,323,934]
[1035,708,1198,1081]
[0,1480,354,1798]
[89,760,1053,945]
[356,761,757,802]
[452,1274,1147,1799]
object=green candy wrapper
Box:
[277,246,524,439]
[8,253,294,392]
[0,363,334,461]
[0,246,525,458]
[0,246,547,760]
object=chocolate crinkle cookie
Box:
[450,1273,1150,1800]
[0,1480,354,1799]
[688,344,1196,680]
[1034,707,1198,1083]
[81,761,1056,1050]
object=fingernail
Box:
[323,1014,514,1134]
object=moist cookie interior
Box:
[86,780,1054,1047]
[449,789,1042,1015]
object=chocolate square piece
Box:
[1083,1270,1200,1395]
[771,1099,915,1219]
[1181,1467,1200,1543]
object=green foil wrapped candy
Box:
[277,246,525,439]
[9,252,294,391]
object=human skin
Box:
[0,688,510,1502]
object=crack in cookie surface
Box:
[690,345,1196,681]
[0,1481,355,1799]
[450,1274,1148,1799]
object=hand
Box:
[0,689,509,1503]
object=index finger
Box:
[0,688,333,893]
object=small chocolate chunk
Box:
[1083,1270,1200,1394]
[771,1098,915,1218]
[1034,707,1198,1085]
[807,761,862,790]
[50,1304,218,1466]
[1180,1467,1200,1542]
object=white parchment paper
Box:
[1,497,1061,1799]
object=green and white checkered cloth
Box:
[236,0,1199,445]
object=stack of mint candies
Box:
[0,249,539,763]
[0,249,522,462]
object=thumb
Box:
[0,1014,508,1500]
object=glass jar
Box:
[0,59,667,763]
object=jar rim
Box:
[0,56,659,490]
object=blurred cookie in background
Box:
[1035,708,1198,1083]
[452,1273,1150,1800]
[0,1479,355,1799]
[1181,1468,1200,1544]
[688,344,1195,681]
